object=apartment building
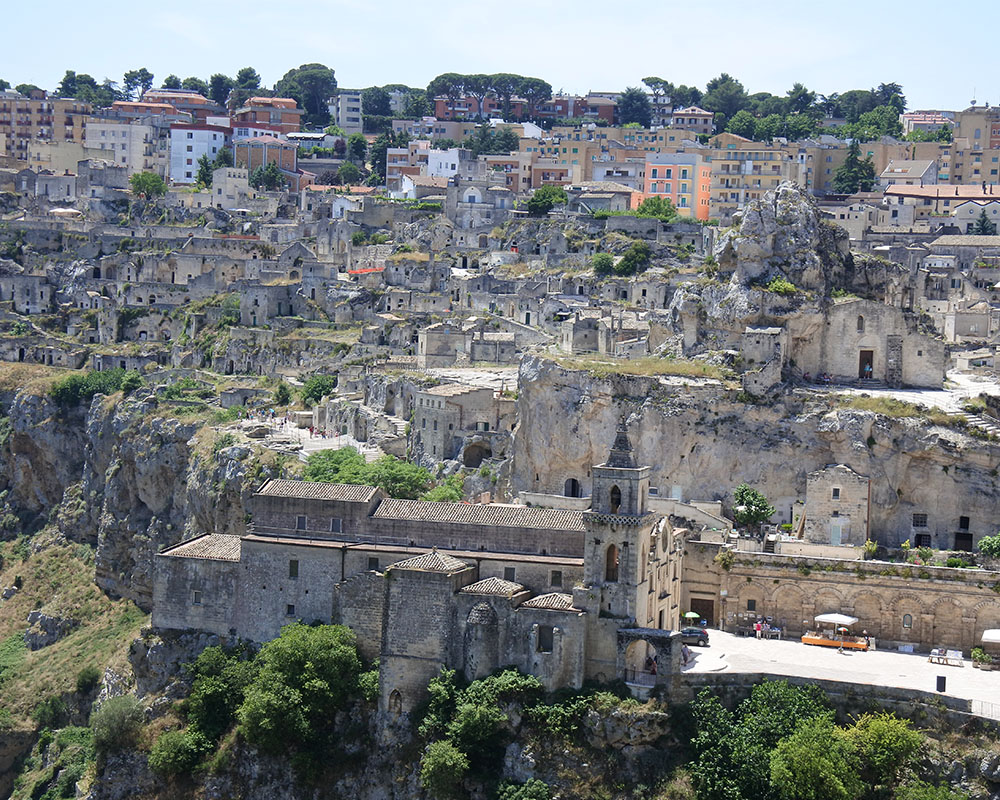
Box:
[142,89,225,122]
[169,124,231,183]
[901,111,954,136]
[883,184,1000,221]
[86,117,166,175]
[670,106,714,136]
[0,89,90,162]
[637,153,712,220]
[708,133,791,221]
[232,97,303,136]
[328,89,363,135]
[879,160,937,188]
[953,106,1000,150]
[391,117,476,142]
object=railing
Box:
[624,669,657,686]
[971,700,1000,721]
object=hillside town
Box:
[4,58,1000,799]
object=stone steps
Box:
[967,414,1000,436]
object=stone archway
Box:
[850,592,884,639]
[617,628,680,690]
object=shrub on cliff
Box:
[50,368,127,407]
[91,695,143,755]
[304,447,431,499]
[148,729,210,776]
[420,740,470,798]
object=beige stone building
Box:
[803,465,871,546]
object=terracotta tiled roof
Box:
[886,185,997,200]
[460,577,524,596]
[162,534,241,562]
[521,592,579,611]
[422,382,480,397]
[390,549,469,572]
[256,479,378,502]
[372,500,586,531]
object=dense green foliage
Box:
[732,483,776,529]
[420,740,470,798]
[300,374,337,407]
[769,715,861,800]
[303,446,450,500]
[592,252,614,275]
[614,241,653,276]
[50,369,131,407]
[526,185,568,216]
[75,666,101,694]
[185,644,258,742]
[273,63,336,126]
[249,162,284,191]
[148,729,210,776]
[273,382,292,406]
[129,171,167,199]
[833,140,877,194]
[979,534,1000,558]
[91,695,144,755]
[972,210,998,236]
[236,624,362,754]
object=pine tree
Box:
[972,209,998,236]
[832,140,876,194]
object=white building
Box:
[953,200,1000,233]
[168,124,231,184]
[86,118,161,175]
[327,89,363,135]
[879,160,937,188]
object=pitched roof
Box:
[521,592,580,611]
[674,106,713,116]
[372,500,586,531]
[422,382,480,397]
[885,185,998,200]
[460,576,525,596]
[256,479,379,502]
[161,533,241,562]
[930,235,1000,247]
[390,549,469,572]
[407,175,450,188]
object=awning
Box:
[814,613,859,626]
[981,629,1000,643]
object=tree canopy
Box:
[832,140,876,194]
[526,185,568,216]
[274,63,335,126]
[129,171,167,199]
[732,482,776,530]
[122,67,154,101]
[617,87,651,127]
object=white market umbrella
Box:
[814,613,859,627]
[981,630,1000,643]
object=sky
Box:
[1,0,997,111]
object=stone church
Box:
[152,425,684,712]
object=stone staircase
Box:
[966,413,1000,438]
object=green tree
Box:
[833,140,876,193]
[229,66,263,109]
[161,74,182,89]
[643,76,674,103]
[726,109,758,139]
[303,447,432,499]
[196,154,214,187]
[972,209,998,236]
[498,780,552,800]
[844,712,923,796]
[119,370,143,394]
[592,252,614,275]
[213,147,234,169]
[427,73,466,104]
[249,162,284,191]
[55,71,119,106]
[463,74,494,119]
[337,161,361,185]
[786,82,817,114]
[895,782,969,800]
[770,716,861,800]
[978,533,1000,558]
[784,112,818,140]
[671,84,703,108]
[182,77,210,97]
[617,87,652,127]
[15,83,41,96]
[91,695,144,755]
[403,90,431,118]
[301,374,336,406]
[208,73,234,107]
[845,105,902,141]
[633,195,678,222]
[732,482,776,530]
[186,646,257,742]
[420,740,470,799]
[421,474,464,503]
[518,77,552,118]
[361,86,391,117]
[0,79,8,91]
[129,171,167,199]
[873,82,906,114]
[368,133,392,178]
[273,383,291,406]
[490,73,523,119]
[754,114,784,142]
[275,64,336,126]
[615,241,652,276]
[123,67,154,100]
[703,73,748,126]
[526,185,568,216]
[348,132,368,164]
[236,624,362,754]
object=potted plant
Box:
[972,647,994,669]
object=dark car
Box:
[680,627,710,646]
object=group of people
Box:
[802,372,833,385]
[753,619,781,639]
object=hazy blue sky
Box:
[1,0,995,110]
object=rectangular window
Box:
[747,599,756,612]
[504,566,516,582]
[368,556,380,571]
[955,532,973,552]
[331,518,342,533]
[289,560,299,579]
[959,515,970,531]
[832,488,840,500]
[296,515,307,530]
[550,570,563,588]
[192,590,202,605]
[286,604,295,616]
[915,533,932,548]
[537,625,554,653]
[912,513,928,528]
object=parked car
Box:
[680,627,709,646]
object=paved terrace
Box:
[684,630,1000,718]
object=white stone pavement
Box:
[830,370,1000,413]
[684,630,1000,716]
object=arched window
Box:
[857,315,865,333]
[564,478,581,498]
[605,544,619,582]
[902,614,912,629]
[610,485,622,514]
[388,689,402,715]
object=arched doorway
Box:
[610,485,621,514]
[623,639,657,686]
[564,478,581,498]
[605,544,619,582]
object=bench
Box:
[928,649,964,666]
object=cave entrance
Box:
[858,350,874,380]
[463,444,491,468]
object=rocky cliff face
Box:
[512,357,1000,545]
[0,387,287,611]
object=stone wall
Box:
[333,571,385,664]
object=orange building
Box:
[232,97,303,135]
[637,152,712,220]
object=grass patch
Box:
[551,354,728,381]
[0,533,148,725]
[836,395,958,426]
[280,325,362,345]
